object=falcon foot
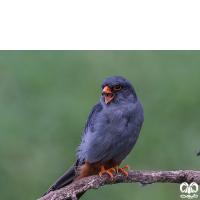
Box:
[118,165,130,177]
[99,166,116,181]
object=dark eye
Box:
[113,85,121,91]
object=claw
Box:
[118,165,130,177]
[99,166,115,181]
[114,165,119,174]
[122,165,130,170]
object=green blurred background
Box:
[0,51,199,200]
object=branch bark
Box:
[38,170,200,200]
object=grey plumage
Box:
[43,76,144,198]
[77,76,144,165]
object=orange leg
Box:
[118,165,130,177]
[99,166,116,181]
[114,165,119,174]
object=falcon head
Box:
[101,76,137,105]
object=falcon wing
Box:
[83,102,103,134]
[77,102,103,164]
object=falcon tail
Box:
[42,162,85,199]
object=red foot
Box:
[117,165,130,177]
[99,166,115,181]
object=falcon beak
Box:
[103,86,115,104]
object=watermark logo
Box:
[180,182,198,199]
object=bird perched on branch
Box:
[43,76,144,199]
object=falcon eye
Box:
[113,85,121,91]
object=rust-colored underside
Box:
[74,160,129,182]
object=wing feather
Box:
[83,102,103,134]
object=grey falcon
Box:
[43,76,144,198]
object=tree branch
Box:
[38,170,200,200]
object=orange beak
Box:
[103,86,115,104]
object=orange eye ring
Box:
[113,85,121,91]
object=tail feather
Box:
[43,162,76,196]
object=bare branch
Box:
[38,170,200,200]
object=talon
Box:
[99,166,114,181]
[122,165,130,170]
[114,165,119,174]
[119,165,130,177]
[109,167,116,173]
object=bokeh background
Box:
[0,51,200,200]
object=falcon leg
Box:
[99,166,116,181]
[118,165,130,177]
[114,165,119,174]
